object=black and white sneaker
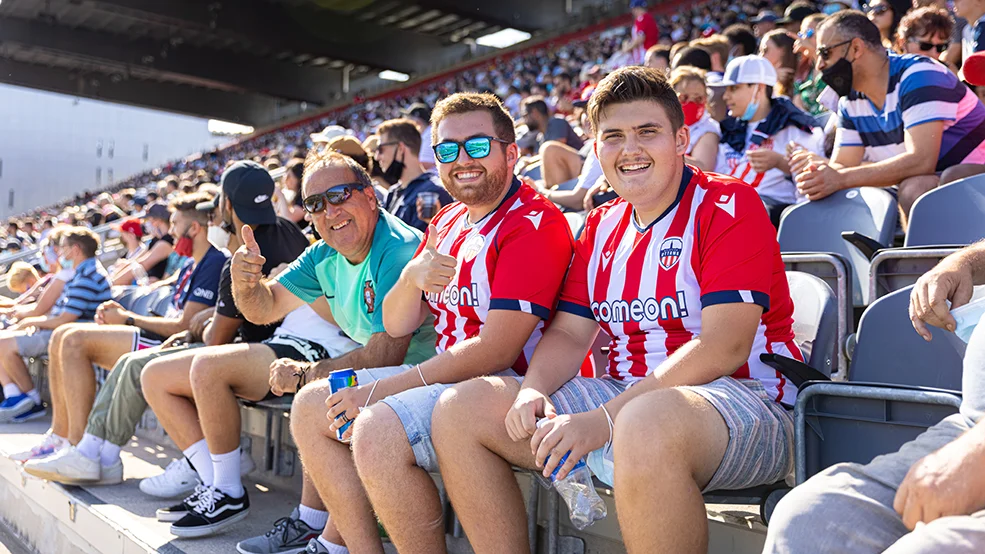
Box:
[170,486,250,538]
[157,484,206,522]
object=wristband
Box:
[125,316,135,327]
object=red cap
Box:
[963,52,985,87]
[114,218,143,238]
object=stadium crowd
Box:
[1,0,985,552]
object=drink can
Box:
[329,369,358,440]
[418,191,440,220]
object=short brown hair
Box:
[691,35,730,66]
[61,227,101,258]
[431,92,516,145]
[896,7,954,50]
[170,192,212,226]
[377,118,423,156]
[587,66,684,134]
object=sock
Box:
[183,439,213,486]
[99,442,121,467]
[75,433,104,461]
[298,504,329,530]
[3,383,21,398]
[211,449,243,498]
[25,389,41,404]
[316,537,349,554]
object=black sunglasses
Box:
[302,183,368,214]
[865,3,890,15]
[817,39,853,61]
[909,39,948,54]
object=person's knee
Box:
[351,405,406,477]
[290,382,331,441]
[432,377,503,446]
[615,389,691,462]
[188,354,219,393]
[940,163,985,186]
[539,140,563,159]
[61,328,88,356]
[139,359,167,393]
[765,464,864,550]
[898,175,940,207]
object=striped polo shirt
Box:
[835,54,985,170]
[53,257,112,320]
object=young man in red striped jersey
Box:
[431,66,801,553]
[291,92,574,554]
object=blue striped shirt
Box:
[835,54,985,170]
[53,257,112,320]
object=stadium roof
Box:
[0,0,615,126]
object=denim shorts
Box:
[356,365,450,473]
[14,328,53,358]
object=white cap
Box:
[721,55,778,87]
[310,125,352,144]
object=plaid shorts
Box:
[522,375,794,491]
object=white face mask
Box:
[951,296,985,343]
[207,225,231,251]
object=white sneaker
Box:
[140,458,198,499]
[10,432,68,463]
[23,446,99,484]
[94,459,124,486]
[140,449,255,499]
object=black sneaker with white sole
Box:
[170,486,250,538]
[157,484,206,522]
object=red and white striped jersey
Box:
[558,166,801,403]
[419,179,574,374]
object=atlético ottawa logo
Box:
[658,237,684,270]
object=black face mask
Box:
[821,57,854,98]
[382,147,406,186]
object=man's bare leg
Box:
[539,141,583,188]
[45,326,74,437]
[60,325,142,443]
[291,381,383,554]
[352,404,444,554]
[190,343,276,455]
[0,332,38,393]
[613,388,729,554]
[897,175,940,230]
[140,349,203,449]
[432,377,541,554]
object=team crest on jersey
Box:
[462,234,485,262]
[363,280,375,313]
[658,237,684,270]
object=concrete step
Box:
[0,418,397,554]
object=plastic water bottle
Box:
[132,264,149,287]
[536,419,607,530]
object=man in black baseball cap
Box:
[217,161,277,226]
[777,1,819,33]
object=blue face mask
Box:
[740,99,760,121]
[58,255,74,270]
[586,447,615,487]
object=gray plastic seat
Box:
[778,187,898,307]
[787,271,838,377]
[794,285,964,483]
[521,163,542,181]
[905,174,985,247]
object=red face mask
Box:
[681,101,705,127]
[173,236,193,257]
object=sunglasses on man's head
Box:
[433,136,511,164]
[909,39,948,54]
[798,28,815,40]
[302,183,368,214]
[817,39,853,61]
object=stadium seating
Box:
[868,175,985,302]
[778,187,898,308]
[793,285,964,484]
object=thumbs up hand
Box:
[405,224,458,294]
[231,224,267,289]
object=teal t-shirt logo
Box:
[363,280,375,314]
